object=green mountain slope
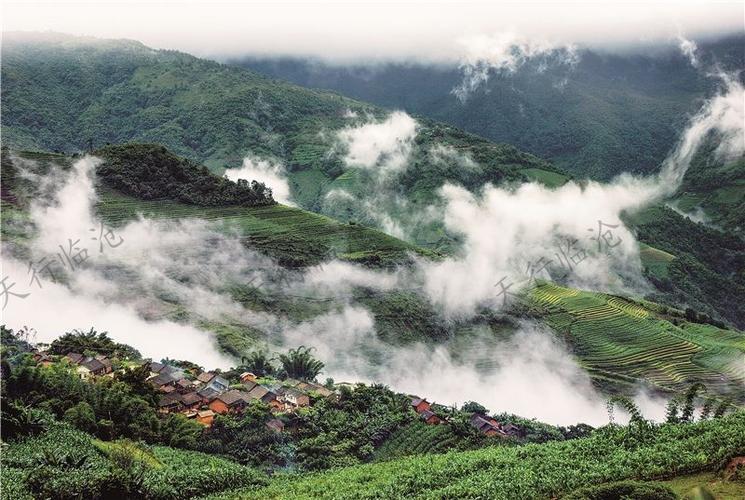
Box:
[627,205,745,328]
[235,34,744,180]
[1,32,564,249]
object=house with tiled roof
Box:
[180,391,203,411]
[196,371,216,384]
[196,409,215,426]
[158,392,184,413]
[470,414,507,437]
[208,389,252,415]
[64,352,84,365]
[278,387,310,409]
[411,397,431,414]
[419,409,442,425]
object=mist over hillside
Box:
[1,3,745,496]
[234,34,744,180]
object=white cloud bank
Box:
[337,111,418,173]
[3,1,742,61]
[224,155,293,205]
[423,63,745,317]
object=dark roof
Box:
[150,361,165,373]
[81,358,106,372]
[247,385,269,400]
[65,352,84,364]
[197,387,221,400]
[150,373,177,386]
[177,378,194,388]
[159,393,183,408]
[216,389,251,406]
[197,371,216,383]
[261,391,278,403]
[181,392,202,406]
[242,380,258,392]
[281,387,305,399]
[411,397,425,406]
[161,365,183,377]
[420,409,438,421]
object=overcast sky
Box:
[2,1,743,61]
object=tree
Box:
[240,350,276,377]
[278,346,324,381]
[461,401,488,415]
[49,328,140,360]
[63,401,97,433]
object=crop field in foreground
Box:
[205,412,745,500]
[528,282,745,399]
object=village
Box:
[31,347,520,439]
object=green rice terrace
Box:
[528,282,745,401]
[95,188,432,268]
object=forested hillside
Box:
[2,32,564,249]
[235,34,744,180]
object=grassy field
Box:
[528,282,745,400]
[205,412,745,499]
[639,243,675,278]
[521,167,571,187]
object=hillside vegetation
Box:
[236,35,744,180]
[2,32,565,248]
[207,411,745,499]
[3,147,743,401]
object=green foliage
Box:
[210,411,745,499]
[278,346,324,381]
[96,143,274,207]
[49,327,141,359]
[0,423,265,500]
[293,384,412,470]
[3,361,187,445]
[195,402,288,469]
[563,480,679,500]
[239,350,276,377]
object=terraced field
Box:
[95,189,433,267]
[529,282,745,399]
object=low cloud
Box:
[452,33,579,102]
[337,111,418,174]
[224,154,293,205]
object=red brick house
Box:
[208,389,251,415]
[411,397,431,414]
[197,409,215,426]
[419,409,442,425]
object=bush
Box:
[563,480,679,499]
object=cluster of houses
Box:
[410,396,519,438]
[51,352,116,379]
[148,363,336,429]
[30,349,518,439]
[30,349,337,431]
